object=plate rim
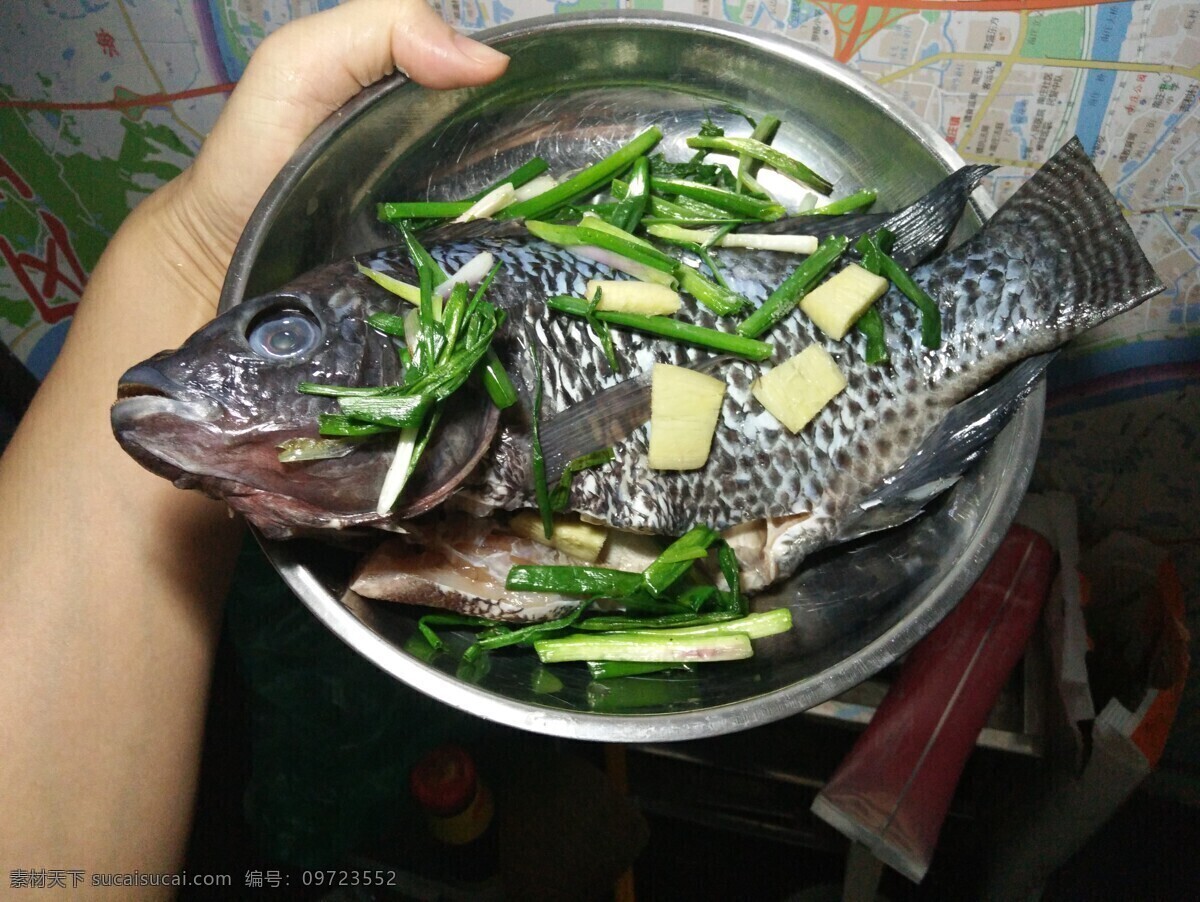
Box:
[222,10,1044,742]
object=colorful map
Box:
[2,0,1197,545]
[1,1,1196,377]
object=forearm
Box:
[0,2,508,886]
[0,176,243,886]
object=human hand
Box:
[0,2,507,877]
[162,0,509,317]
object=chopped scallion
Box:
[674,262,748,316]
[736,235,849,339]
[587,661,688,680]
[337,393,434,428]
[855,230,942,349]
[467,156,550,201]
[501,126,663,221]
[356,263,420,304]
[804,188,877,217]
[526,219,678,275]
[642,525,720,597]
[609,155,649,233]
[366,311,408,337]
[550,448,616,511]
[316,414,395,437]
[506,564,646,598]
[685,135,833,195]
[857,305,889,364]
[651,177,786,220]
[534,631,753,664]
[377,200,472,221]
[736,114,780,195]
[547,295,772,359]
[481,348,518,409]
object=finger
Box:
[185,0,508,252]
[255,0,510,100]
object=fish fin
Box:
[417,218,530,243]
[832,476,964,543]
[841,141,1159,544]
[835,352,1055,542]
[538,370,653,482]
[749,211,890,238]
[878,164,996,267]
[537,356,738,480]
[744,164,994,265]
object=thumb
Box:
[183,0,508,256]
[385,0,513,90]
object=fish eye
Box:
[247,307,320,360]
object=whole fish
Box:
[112,138,1161,612]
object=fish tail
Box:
[933,138,1163,365]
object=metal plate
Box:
[220,11,1042,742]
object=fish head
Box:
[112,261,396,530]
[112,260,500,537]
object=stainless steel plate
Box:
[220,12,1042,742]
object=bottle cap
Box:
[410,744,478,817]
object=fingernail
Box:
[453,31,509,66]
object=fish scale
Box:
[409,140,1159,584]
[421,238,942,538]
[414,240,817,528]
[111,138,1161,595]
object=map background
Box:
[2,2,1196,372]
[1,2,1197,774]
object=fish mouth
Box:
[113,363,221,423]
[116,382,169,401]
[116,362,195,401]
[111,364,225,485]
[111,392,221,426]
[110,367,381,527]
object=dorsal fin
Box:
[748,164,996,267]
[416,218,530,244]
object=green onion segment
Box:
[737,235,849,339]
[548,295,772,360]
